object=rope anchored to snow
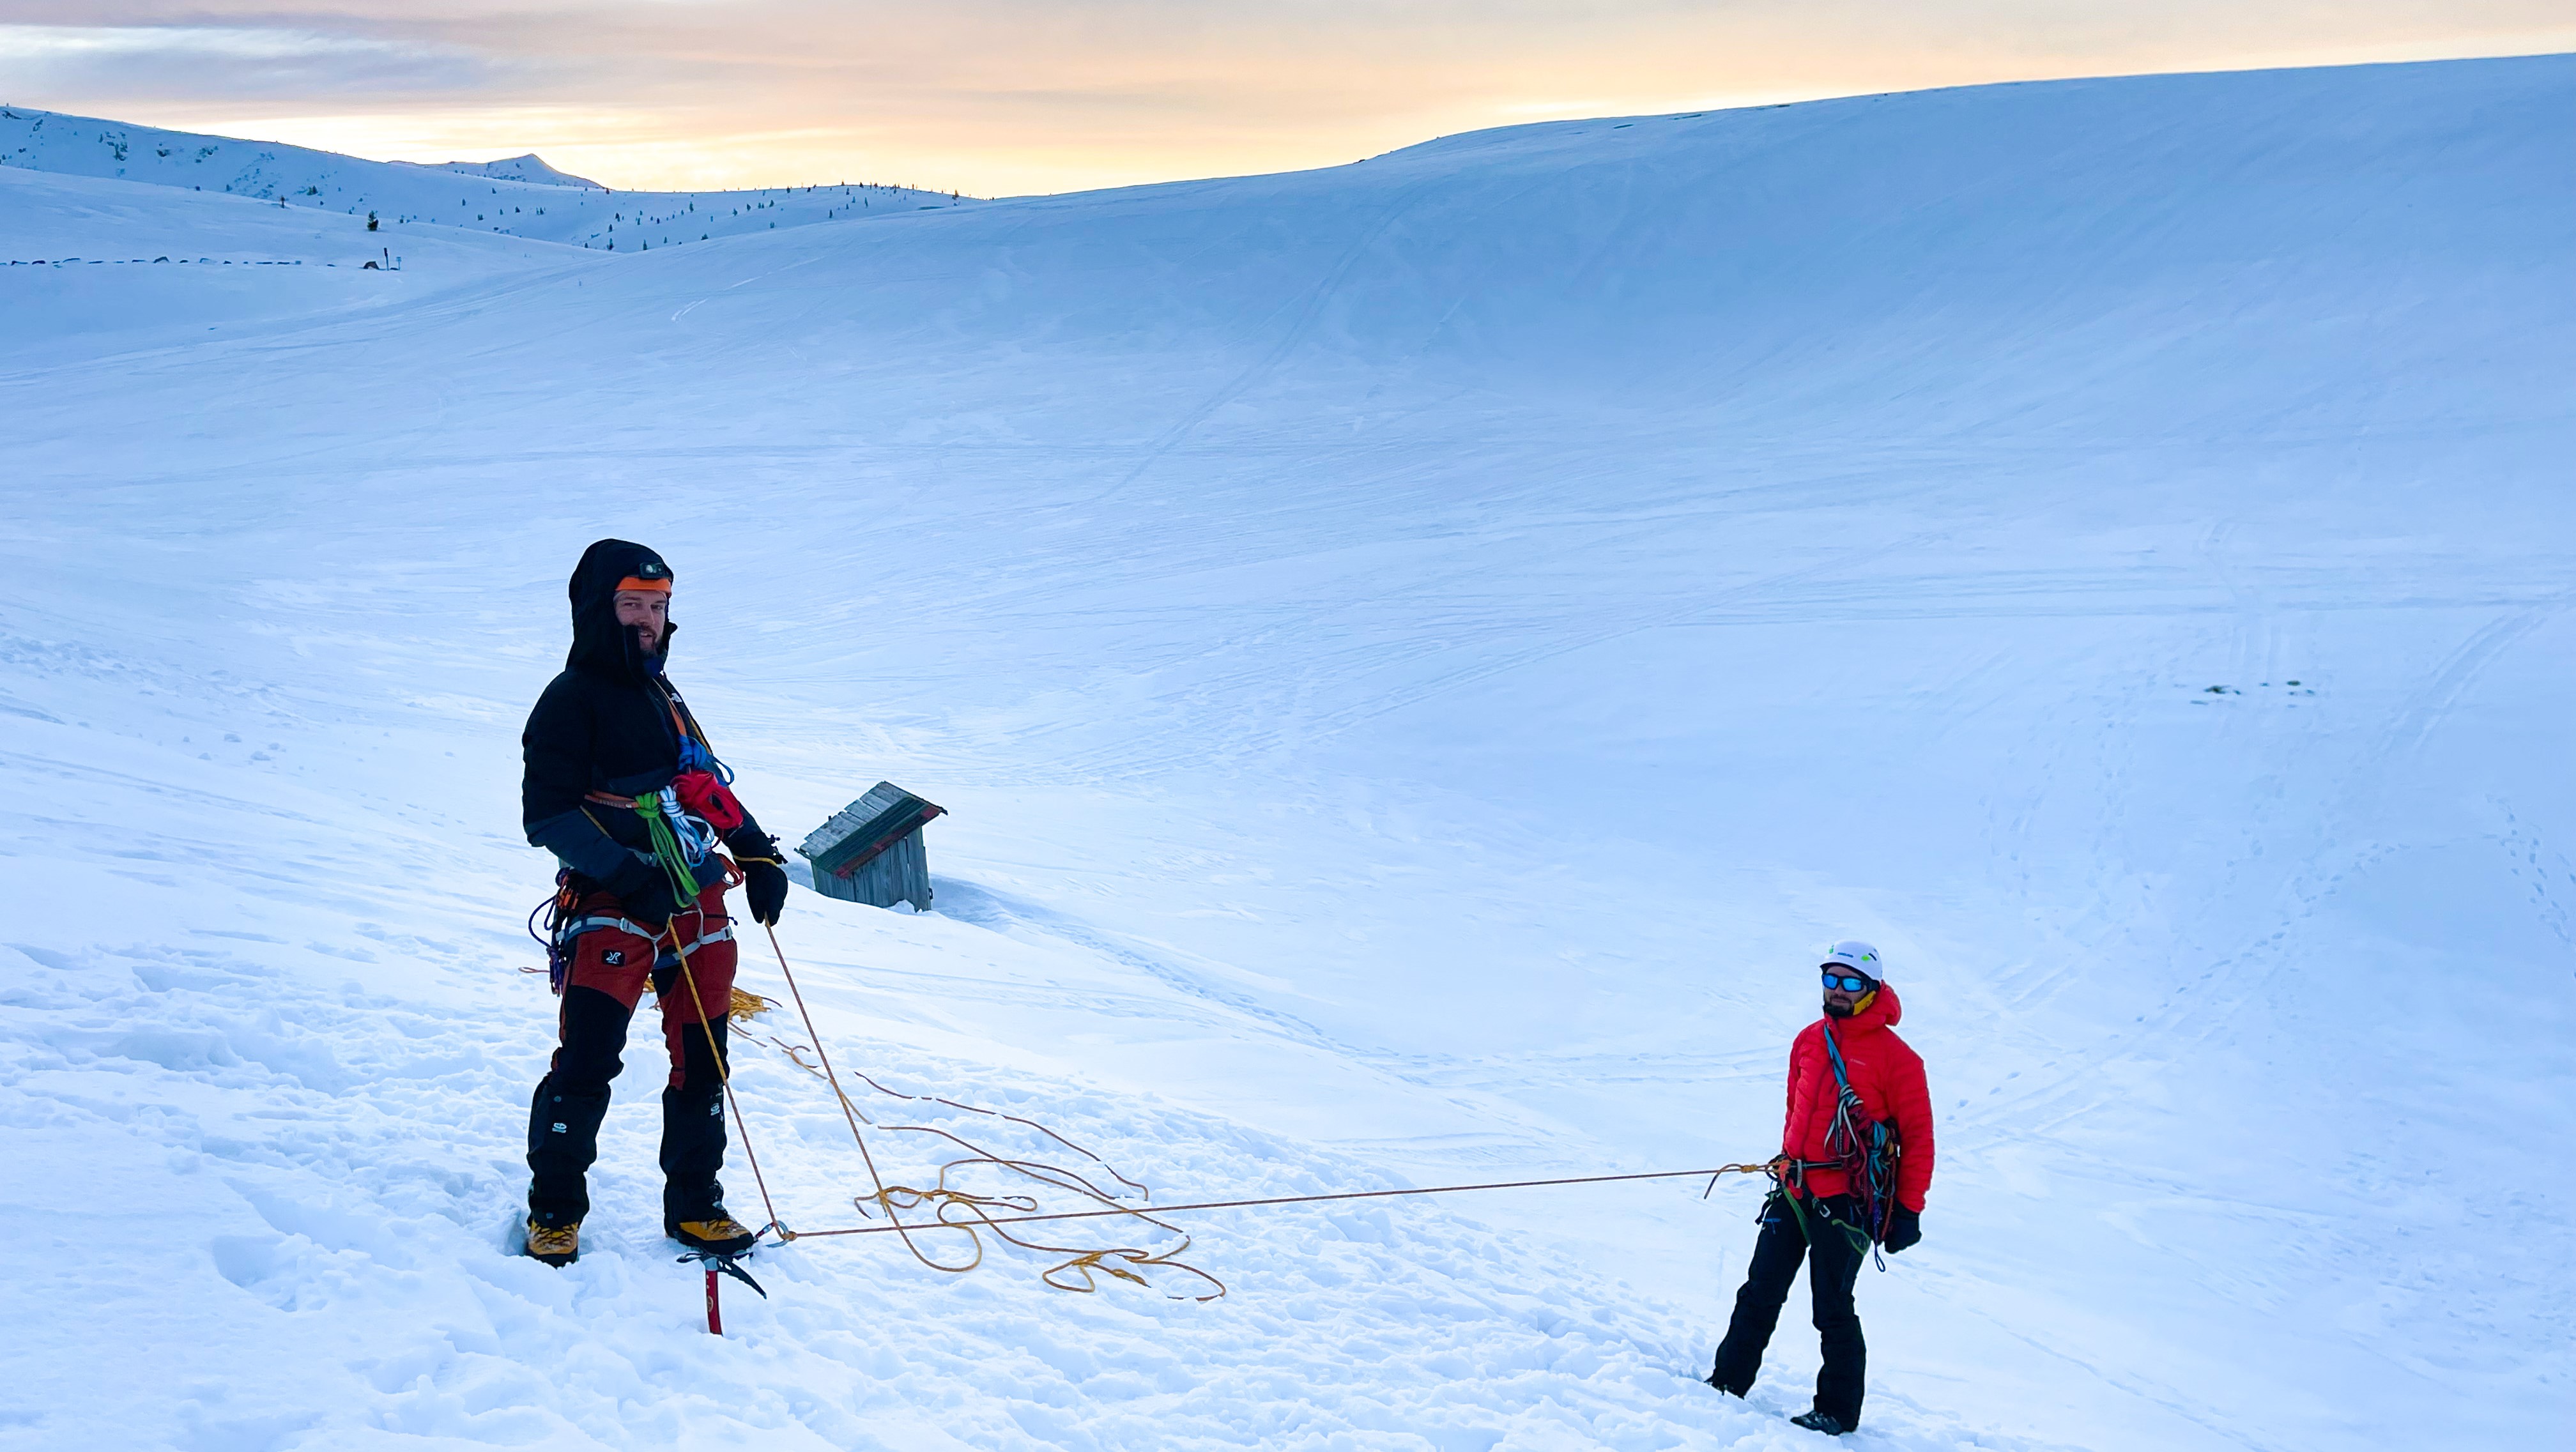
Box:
[668,917,1779,1303]
[779,1165,1781,1240]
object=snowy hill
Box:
[0,164,599,363]
[422,154,606,189]
[3,53,2572,1452]
[0,104,975,253]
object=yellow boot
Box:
[525,1217,580,1267]
[669,1214,756,1255]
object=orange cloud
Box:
[6,4,2571,194]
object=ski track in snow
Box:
[5,52,2575,1452]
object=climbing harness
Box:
[1818,1018,1902,1267]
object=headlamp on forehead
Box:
[615,556,673,594]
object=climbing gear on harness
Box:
[673,768,746,831]
[651,680,739,791]
[570,676,745,894]
[663,703,746,829]
[1819,1016,1901,1262]
[524,868,693,997]
[655,785,723,881]
[527,872,582,993]
[525,1217,581,1267]
[583,786,735,903]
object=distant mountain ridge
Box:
[0,104,972,253]
[416,154,604,190]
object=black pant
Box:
[1710,1191,1870,1429]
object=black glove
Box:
[1882,1205,1921,1253]
[742,859,789,927]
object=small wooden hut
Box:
[797,782,944,911]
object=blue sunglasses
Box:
[1821,970,1874,992]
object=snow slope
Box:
[4,52,2572,1451]
[0,164,598,363]
[0,104,973,254]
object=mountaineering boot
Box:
[525,1217,581,1267]
[669,1214,757,1255]
[1789,1409,1849,1435]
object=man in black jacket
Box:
[519,539,792,1267]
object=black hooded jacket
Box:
[522,539,777,891]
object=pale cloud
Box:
[1,3,2569,195]
[0,22,512,98]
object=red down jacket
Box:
[1781,984,1935,1212]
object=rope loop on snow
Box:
[738,924,1229,1299]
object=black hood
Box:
[565,538,675,681]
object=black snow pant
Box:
[526,887,737,1230]
[1710,1191,1871,1430]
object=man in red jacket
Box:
[1708,940,1935,1436]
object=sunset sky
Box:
[3,3,2570,196]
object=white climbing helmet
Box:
[1819,940,1885,982]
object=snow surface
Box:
[4,52,2573,1451]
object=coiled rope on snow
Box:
[659,919,1774,1301]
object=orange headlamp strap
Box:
[615,576,672,594]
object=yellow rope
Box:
[733,926,1225,1297]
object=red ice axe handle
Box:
[705,1267,723,1335]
